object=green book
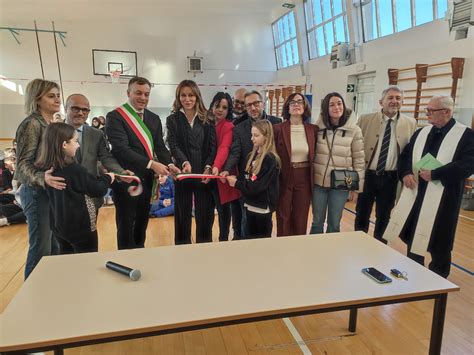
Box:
[414,153,443,170]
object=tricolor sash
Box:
[383,122,466,255]
[116,103,155,160]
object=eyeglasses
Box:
[70,106,91,114]
[289,100,304,107]
[245,101,262,109]
[425,108,446,115]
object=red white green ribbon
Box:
[115,174,143,196]
[116,103,154,160]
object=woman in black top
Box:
[166,80,216,244]
[36,123,115,254]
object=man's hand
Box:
[44,167,66,190]
[403,174,417,189]
[419,169,432,182]
[212,167,219,176]
[150,161,170,176]
[182,162,192,174]
[168,164,181,175]
[226,175,237,187]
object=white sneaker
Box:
[106,196,114,205]
[0,218,8,227]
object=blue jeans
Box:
[20,185,57,279]
[310,185,348,234]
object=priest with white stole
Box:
[384,95,474,278]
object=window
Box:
[360,0,449,42]
[272,11,300,69]
[305,0,349,59]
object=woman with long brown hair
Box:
[166,80,216,244]
[311,92,365,234]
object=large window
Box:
[360,0,448,41]
[305,0,349,59]
[272,11,300,69]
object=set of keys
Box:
[390,268,408,281]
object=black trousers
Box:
[56,230,98,254]
[210,185,242,241]
[0,194,15,205]
[230,199,242,240]
[245,209,272,239]
[174,179,214,245]
[112,175,152,249]
[408,246,452,278]
[1,203,26,224]
[355,171,398,241]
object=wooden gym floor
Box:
[0,202,473,354]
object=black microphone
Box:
[106,261,141,281]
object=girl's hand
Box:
[106,172,115,183]
[212,167,219,176]
[226,175,237,187]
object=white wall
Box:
[274,8,474,127]
[0,14,278,137]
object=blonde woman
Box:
[166,80,216,245]
[15,79,61,278]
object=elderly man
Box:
[106,76,180,249]
[232,88,247,123]
[46,94,131,209]
[221,90,281,238]
[355,85,417,242]
[384,95,474,278]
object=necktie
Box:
[75,129,82,163]
[137,112,144,119]
[376,119,392,174]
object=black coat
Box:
[223,112,282,175]
[166,111,216,172]
[398,119,474,253]
[235,153,280,211]
[105,108,172,179]
[47,163,112,239]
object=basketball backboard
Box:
[92,49,138,78]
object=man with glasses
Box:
[384,95,474,277]
[45,94,132,210]
[355,85,416,242]
[221,90,281,238]
[232,88,247,124]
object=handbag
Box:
[325,130,359,191]
[330,169,359,191]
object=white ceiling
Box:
[0,0,286,21]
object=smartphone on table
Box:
[362,267,392,284]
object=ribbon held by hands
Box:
[115,174,143,196]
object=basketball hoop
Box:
[109,69,121,83]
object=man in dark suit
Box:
[106,77,180,249]
[45,94,131,210]
[220,90,281,237]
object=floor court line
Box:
[282,317,312,355]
